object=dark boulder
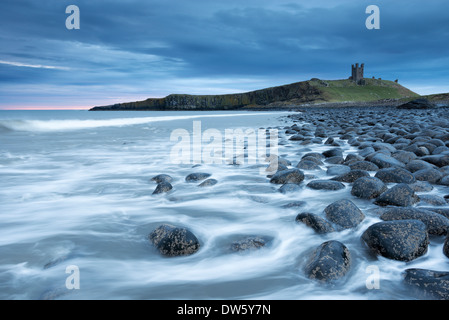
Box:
[397,98,436,109]
[185,173,212,182]
[408,181,434,192]
[279,183,301,194]
[326,165,351,176]
[370,153,406,169]
[295,213,335,234]
[296,160,322,170]
[374,183,419,207]
[230,236,272,252]
[270,168,305,184]
[380,207,449,236]
[304,240,351,282]
[374,167,416,184]
[149,224,200,257]
[349,161,379,171]
[331,170,370,183]
[413,168,443,184]
[404,269,449,300]
[351,176,388,199]
[361,220,429,262]
[444,237,449,259]
[307,180,346,191]
[324,199,365,229]
[151,174,173,184]
[406,160,436,173]
[322,148,343,158]
[152,182,173,195]
[418,194,447,206]
[421,155,449,168]
[198,179,218,187]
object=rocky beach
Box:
[147,102,449,300]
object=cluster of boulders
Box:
[147,105,449,299]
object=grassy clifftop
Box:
[90,78,420,111]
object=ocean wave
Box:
[0,113,278,132]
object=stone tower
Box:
[350,63,365,85]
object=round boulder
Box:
[351,176,388,199]
[307,180,346,191]
[404,269,449,300]
[295,213,335,234]
[324,199,365,229]
[198,179,218,187]
[413,168,443,184]
[374,167,416,184]
[361,220,429,262]
[151,174,173,184]
[185,173,212,182]
[331,170,370,183]
[374,183,419,207]
[270,168,305,184]
[152,182,173,195]
[304,240,351,282]
[149,224,200,257]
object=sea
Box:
[0,110,447,300]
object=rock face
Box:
[397,98,436,109]
[404,269,449,300]
[295,213,335,234]
[374,183,419,207]
[380,207,449,236]
[149,224,200,257]
[304,240,351,282]
[269,168,305,184]
[324,199,365,229]
[351,176,387,199]
[361,220,429,262]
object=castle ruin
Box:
[350,63,365,85]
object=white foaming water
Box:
[0,110,447,300]
[0,112,278,132]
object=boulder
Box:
[279,183,301,194]
[361,220,429,262]
[331,170,370,183]
[230,236,272,252]
[370,153,406,169]
[444,237,449,258]
[374,167,416,184]
[351,176,388,199]
[349,161,379,171]
[324,199,365,229]
[413,168,443,184]
[397,98,436,109]
[152,182,173,195]
[296,160,322,170]
[149,224,200,257]
[198,179,218,187]
[306,180,346,191]
[421,155,449,168]
[295,213,335,234]
[270,168,305,184]
[185,173,212,182]
[151,174,173,184]
[404,269,449,300]
[326,165,351,176]
[374,183,419,207]
[304,240,351,282]
[380,207,449,236]
[322,148,343,158]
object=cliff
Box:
[89,78,420,111]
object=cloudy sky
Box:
[0,0,448,109]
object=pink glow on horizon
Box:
[1,106,92,110]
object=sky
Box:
[0,0,448,110]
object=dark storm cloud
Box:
[0,0,448,108]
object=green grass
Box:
[308,79,419,103]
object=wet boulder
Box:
[331,170,370,183]
[149,224,200,257]
[198,179,218,187]
[270,168,305,184]
[397,98,435,109]
[351,176,387,199]
[380,207,449,236]
[370,153,406,169]
[185,173,212,182]
[151,174,173,184]
[349,161,379,171]
[444,237,449,259]
[230,236,272,252]
[306,180,345,191]
[374,167,416,184]
[326,165,351,176]
[374,183,419,207]
[413,168,443,184]
[152,182,173,195]
[361,220,429,262]
[324,199,365,229]
[279,183,301,194]
[304,240,351,282]
[295,213,335,234]
[404,269,449,300]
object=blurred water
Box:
[0,110,447,300]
